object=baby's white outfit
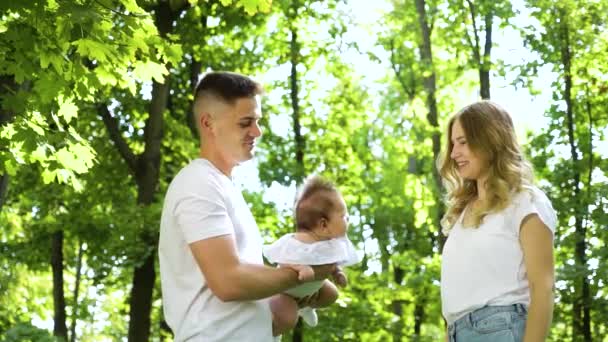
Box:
[263,234,360,327]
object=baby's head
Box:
[294,175,348,240]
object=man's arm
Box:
[520,214,555,342]
[190,235,335,302]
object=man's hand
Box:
[283,264,315,282]
[310,263,337,281]
[282,263,337,282]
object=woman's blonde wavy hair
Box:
[437,100,534,234]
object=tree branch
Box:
[464,0,481,63]
[187,14,207,139]
[97,104,138,176]
[389,39,416,100]
[483,11,493,62]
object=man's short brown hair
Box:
[192,71,263,130]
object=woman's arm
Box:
[520,214,555,342]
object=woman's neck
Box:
[476,175,488,201]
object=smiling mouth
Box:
[456,161,468,168]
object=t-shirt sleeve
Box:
[173,179,233,244]
[512,187,558,236]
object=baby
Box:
[264,175,360,336]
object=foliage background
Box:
[0,0,606,341]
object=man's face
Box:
[212,96,262,167]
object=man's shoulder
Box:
[168,160,226,195]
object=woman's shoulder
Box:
[508,184,558,231]
[511,185,552,206]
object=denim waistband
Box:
[448,303,528,333]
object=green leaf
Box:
[41,169,56,184]
[165,43,184,64]
[96,67,118,86]
[71,177,84,192]
[0,123,16,139]
[57,96,78,124]
[40,53,51,69]
[30,144,48,163]
[132,60,168,83]
[26,113,47,136]
[239,0,272,15]
[55,148,78,171]
[3,159,18,176]
[121,0,144,13]
[54,144,93,174]
[69,144,96,173]
[73,38,113,63]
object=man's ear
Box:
[199,112,213,132]
[320,217,328,229]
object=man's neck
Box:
[199,149,233,177]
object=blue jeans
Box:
[448,304,527,342]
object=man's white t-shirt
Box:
[159,159,273,341]
[441,186,557,325]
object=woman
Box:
[438,101,557,342]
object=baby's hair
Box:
[294,175,340,231]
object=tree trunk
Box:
[127,69,170,342]
[559,9,591,342]
[0,75,17,125]
[392,267,405,341]
[479,12,492,99]
[0,173,8,213]
[290,28,305,185]
[463,0,492,99]
[51,230,68,340]
[0,75,17,213]
[413,298,426,340]
[128,253,157,342]
[69,242,84,342]
[289,4,306,341]
[126,2,177,340]
[412,2,442,337]
[414,0,445,250]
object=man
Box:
[159,71,337,341]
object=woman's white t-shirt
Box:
[441,186,557,324]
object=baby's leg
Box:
[270,293,299,336]
[308,280,339,308]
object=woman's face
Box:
[450,119,488,181]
